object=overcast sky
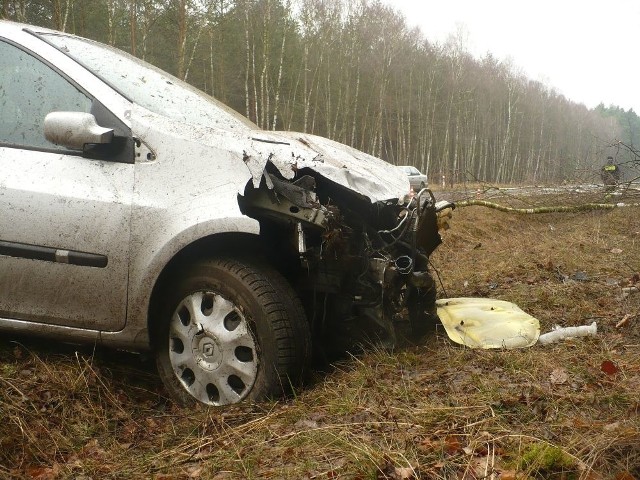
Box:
[383,0,639,113]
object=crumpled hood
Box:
[243,130,410,203]
[133,105,409,204]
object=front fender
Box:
[123,215,260,348]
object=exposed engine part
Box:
[369,258,387,285]
[394,255,413,274]
[238,165,451,353]
[241,173,330,228]
[297,222,307,255]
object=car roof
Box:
[1,19,53,35]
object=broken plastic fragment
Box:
[570,271,589,282]
[537,322,597,345]
[436,298,540,349]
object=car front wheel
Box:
[155,257,310,406]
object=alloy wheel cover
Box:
[168,290,259,405]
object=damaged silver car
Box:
[0,21,452,406]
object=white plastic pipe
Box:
[538,322,597,345]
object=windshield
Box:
[40,33,256,132]
[400,166,419,175]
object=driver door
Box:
[0,38,133,331]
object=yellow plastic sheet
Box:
[436,297,540,349]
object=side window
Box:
[0,39,92,150]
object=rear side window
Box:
[0,39,91,150]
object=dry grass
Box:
[1,187,639,479]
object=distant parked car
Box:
[398,165,428,191]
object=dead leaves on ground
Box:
[601,359,620,376]
[376,433,519,480]
[550,367,569,385]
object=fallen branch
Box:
[455,199,639,214]
[615,314,633,329]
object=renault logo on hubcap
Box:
[202,341,215,357]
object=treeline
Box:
[2,0,638,184]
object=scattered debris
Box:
[538,322,597,345]
[570,271,589,282]
[555,268,592,283]
[615,314,633,329]
[621,286,639,298]
[436,298,540,349]
[436,297,606,349]
[555,266,569,283]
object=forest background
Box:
[2,0,639,185]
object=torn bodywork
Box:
[239,160,454,352]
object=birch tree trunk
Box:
[271,3,288,130]
[129,0,137,55]
[176,0,187,78]
[107,0,117,45]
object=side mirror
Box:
[44,112,113,150]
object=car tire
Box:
[155,257,310,406]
